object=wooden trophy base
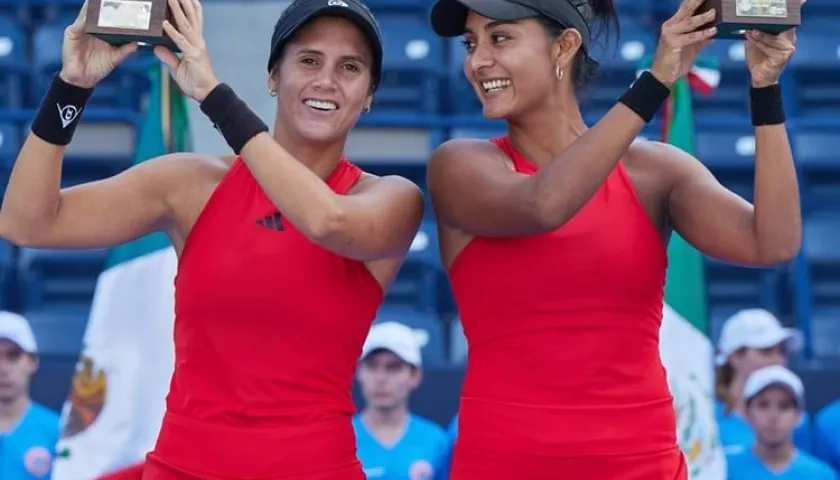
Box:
[697,0,801,40]
[84,0,180,52]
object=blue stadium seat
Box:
[585,14,657,115]
[376,14,443,115]
[449,121,506,140]
[385,220,443,310]
[694,128,756,200]
[366,0,428,14]
[31,21,150,110]
[25,304,90,356]
[803,214,840,310]
[705,257,784,318]
[790,18,840,117]
[0,13,26,108]
[18,248,108,310]
[374,305,446,366]
[795,131,840,211]
[0,239,13,309]
[0,120,19,163]
[445,37,476,115]
[802,0,840,13]
[811,307,840,357]
[30,353,76,413]
[693,39,750,118]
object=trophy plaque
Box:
[84,0,179,51]
[697,0,801,39]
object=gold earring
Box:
[555,64,564,81]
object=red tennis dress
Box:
[143,157,382,479]
[447,136,687,479]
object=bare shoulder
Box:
[136,152,230,189]
[626,140,698,176]
[429,138,506,169]
[352,171,424,200]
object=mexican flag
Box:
[638,57,727,480]
[52,64,188,479]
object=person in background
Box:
[354,321,448,480]
[814,399,840,473]
[714,308,813,455]
[0,311,60,480]
[437,414,458,480]
[727,365,835,480]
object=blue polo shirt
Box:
[353,413,448,480]
[0,402,60,480]
[727,448,836,480]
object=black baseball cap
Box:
[430,0,592,54]
[268,0,383,90]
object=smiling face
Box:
[460,12,582,120]
[270,16,374,144]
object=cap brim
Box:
[430,0,540,37]
[782,328,803,354]
[361,343,421,367]
[269,6,381,72]
[0,335,34,353]
[747,381,805,409]
[745,328,803,353]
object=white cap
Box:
[715,309,801,366]
[743,365,805,409]
[0,311,37,354]
[361,322,423,367]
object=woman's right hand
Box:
[59,0,139,89]
[650,0,718,88]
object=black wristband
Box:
[200,83,269,155]
[31,75,94,146]
[750,83,785,127]
[618,71,672,123]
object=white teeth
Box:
[304,99,337,111]
[481,79,511,93]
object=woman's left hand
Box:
[154,0,220,102]
[744,0,804,88]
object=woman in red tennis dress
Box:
[0,0,424,478]
[426,0,801,478]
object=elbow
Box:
[756,236,801,266]
[306,203,347,244]
[531,193,569,231]
[0,213,32,246]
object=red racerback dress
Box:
[447,137,687,480]
[142,157,382,479]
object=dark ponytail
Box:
[539,0,619,92]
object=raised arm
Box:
[0,137,178,249]
[238,135,425,261]
[153,0,424,261]
[661,29,801,266]
[428,0,717,238]
[0,2,178,249]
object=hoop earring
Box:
[555,65,564,81]
[269,89,277,97]
[364,105,371,114]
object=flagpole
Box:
[160,67,175,154]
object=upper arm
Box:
[318,175,425,261]
[426,139,547,237]
[7,154,189,249]
[640,142,759,265]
